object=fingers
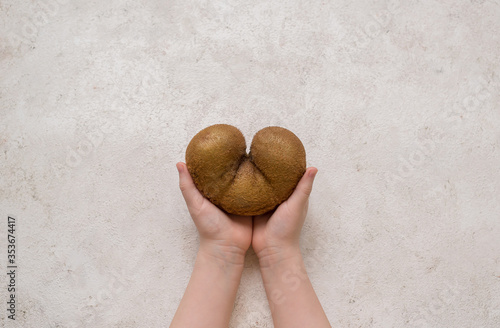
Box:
[287,167,318,210]
[177,162,204,212]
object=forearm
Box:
[170,248,244,328]
[259,247,331,328]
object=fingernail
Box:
[177,163,183,173]
[309,168,317,177]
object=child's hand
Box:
[172,164,330,328]
[176,162,252,266]
[251,168,330,327]
[252,167,318,267]
[171,163,253,328]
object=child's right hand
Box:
[252,167,318,267]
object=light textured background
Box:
[1,0,500,327]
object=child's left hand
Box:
[176,162,252,266]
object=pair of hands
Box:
[173,162,331,328]
[176,162,318,267]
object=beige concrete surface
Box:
[1,0,500,327]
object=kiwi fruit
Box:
[185,124,306,216]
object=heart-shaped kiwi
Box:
[185,124,306,216]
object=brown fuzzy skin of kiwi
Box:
[185,124,306,216]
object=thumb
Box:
[286,167,318,210]
[177,162,204,212]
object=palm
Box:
[252,168,315,257]
[186,194,252,253]
[252,202,295,256]
[177,162,253,259]
[195,198,253,254]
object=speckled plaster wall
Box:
[1,0,499,327]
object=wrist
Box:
[198,240,247,267]
[258,249,310,309]
[256,244,302,269]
